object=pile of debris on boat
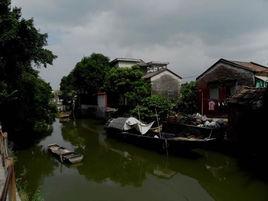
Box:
[174,113,227,129]
[105,117,217,153]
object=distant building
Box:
[139,61,169,73]
[142,68,182,99]
[196,58,268,116]
[110,58,144,68]
[110,58,182,99]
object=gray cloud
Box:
[12,0,268,88]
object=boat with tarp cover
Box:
[105,117,216,153]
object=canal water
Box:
[14,119,268,201]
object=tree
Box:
[104,66,151,109]
[60,53,110,105]
[0,0,57,138]
[130,95,175,122]
[176,81,198,114]
[60,75,75,105]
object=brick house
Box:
[196,58,268,117]
[111,58,182,100]
[142,63,182,99]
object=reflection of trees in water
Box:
[15,145,57,200]
[12,126,53,150]
[58,119,268,201]
[59,119,211,187]
[77,134,177,187]
[60,119,104,153]
[14,119,268,201]
[79,148,148,187]
[60,119,179,186]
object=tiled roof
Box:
[110,58,144,64]
[142,68,182,79]
[230,61,268,74]
[197,58,268,80]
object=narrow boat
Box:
[104,117,216,153]
[47,144,83,164]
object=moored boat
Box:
[47,144,83,164]
[104,117,216,153]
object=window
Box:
[209,87,219,100]
[256,79,267,88]
[226,85,236,97]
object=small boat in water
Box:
[47,144,83,164]
[58,112,71,123]
[105,117,216,153]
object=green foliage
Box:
[17,71,56,132]
[176,81,198,114]
[104,66,151,108]
[131,95,175,122]
[0,1,57,137]
[60,75,75,105]
[72,53,110,94]
[60,53,110,104]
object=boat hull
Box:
[105,127,216,154]
[47,144,83,164]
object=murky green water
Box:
[15,119,268,201]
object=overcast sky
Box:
[12,0,268,89]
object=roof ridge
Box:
[227,60,268,69]
[143,68,182,79]
[250,61,268,69]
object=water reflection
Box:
[15,145,57,200]
[15,119,268,201]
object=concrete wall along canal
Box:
[0,130,21,201]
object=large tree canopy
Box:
[104,66,151,108]
[60,57,151,116]
[72,53,110,95]
[60,53,111,104]
[0,0,57,138]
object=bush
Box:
[131,95,175,122]
[176,81,198,114]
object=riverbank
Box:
[0,130,21,201]
[0,155,21,201]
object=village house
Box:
[110,58,144,68]
[110,58,182,100]
[141,61,182,99]
[196,58,268,117]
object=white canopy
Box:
[108,117,154,135]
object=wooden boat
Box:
[58,112,71,122]
[105,117,217,153]
[47,144,83,164]
[163,122,226,142]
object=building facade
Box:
[143,69,182,99]
[111,58,182,100]
[196,58,268,116]
[110,58,143,68]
